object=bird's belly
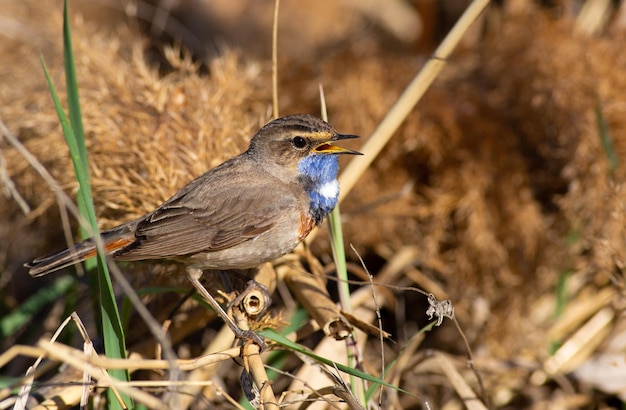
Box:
[187,230,302,270]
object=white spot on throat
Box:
[317,180,339,199]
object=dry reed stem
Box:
[0,338,251,408]
[302,0,490,245]
[29,385,84,410]
[548,286,615,340]
[9,312,93,409]
[386,331,425,404]
[176,325,236,408]
[12,338,247,407]
[336,0,492,202]
[244,343,279,410]
[36,341,164,409]
[272,0,280,119]
[433,352,488,410]
[284,267,352,340]
[23,339,242,372]
[575,0,613,34]
[544,307,615,375]
[341,0,421,42]
[288,336,366,410]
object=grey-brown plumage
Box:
[27,114,359,275]
[25,114,360,345]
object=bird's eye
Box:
[292,136,307,149]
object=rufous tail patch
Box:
[84,237,135,259]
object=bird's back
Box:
[113,152,310,269]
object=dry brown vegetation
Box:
[2,0,626,408]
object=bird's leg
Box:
[186,267,266,350]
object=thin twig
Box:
[452,317,490,408]
[0,146,30,214]
[271,0,281,118]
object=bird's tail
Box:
[25,225,137,277]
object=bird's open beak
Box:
[313,134,362,155]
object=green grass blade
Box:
[37,2,132,407]
[549,269,570,354]
[62,1,131,405]
[321,100,364,402]
[63,1,86,144]
[61,0,102,343]
[328,206,365,400]
[259,329,416,398]
[0,276,75,338]
[40,56,131,409]
[328,207,351,312]
[596,100,618,171]
[62,0,91,236]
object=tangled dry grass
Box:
[2,0,626,408]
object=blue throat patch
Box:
[297,154,340,223]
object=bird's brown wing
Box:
[114,163,300,260]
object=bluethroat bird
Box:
[25,114,361,347]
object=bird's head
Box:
[247,114,361,183]
[247,114,361,221]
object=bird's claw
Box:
[236,328,267,352]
